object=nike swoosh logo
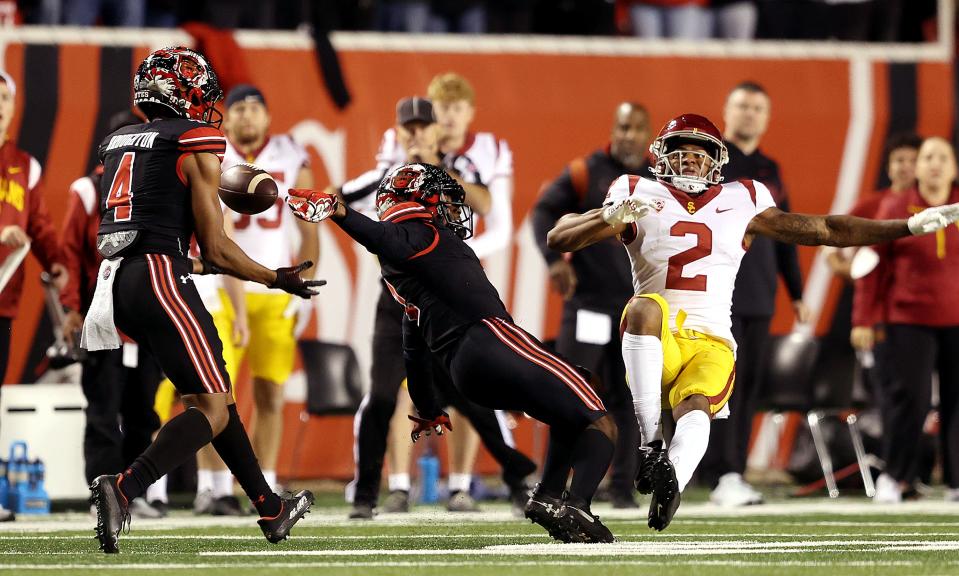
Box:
[716,207,733,213]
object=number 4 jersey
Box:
[98,118,226,257]
[604,175,776,349]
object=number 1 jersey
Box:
[604,175,776,348]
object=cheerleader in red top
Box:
[853,137,959,504]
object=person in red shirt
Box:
[853,136,959,504]
[0,70,67,381]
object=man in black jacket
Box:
[700,81,807,506]
[531,102,650,508]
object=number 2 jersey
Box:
[97,118,226,257]
[221,135,309,292]
[604,175,776,349]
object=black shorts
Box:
[450,317,606,431]
[112,254,230,395]
[370,286,405,397]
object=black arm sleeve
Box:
[335,205,435,262]
[402,314,443,420]
[774,195,805,301]
[531,168,579,265]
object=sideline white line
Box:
[0,560,926,570]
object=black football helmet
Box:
[133,46,223,127]
[376,163,474,239]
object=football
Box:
[218,163,279,215]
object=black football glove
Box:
[270,261,326,298]
[409,412,452,443]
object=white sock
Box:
[668,410,711,492]
[448,473,471,493]
[262,470,277,493]
[389,473,410,493]
[213,470,234,498]
[146,475,168,503]
[196,469,215,494]
[622,333,664,445]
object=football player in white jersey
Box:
[192,84,319,505]
[548,113,959,531]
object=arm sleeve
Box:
[773,195,804,301]
[402,314,443,420]
[531,167,579,265]
[25,166,64,270]
[465,139,513,259]
[336,205,436,262]
[178,125,227,159]
[58,187,90,311]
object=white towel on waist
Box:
[81,257,123,351]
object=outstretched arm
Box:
[546,208,625,252]
[748,207,911,247]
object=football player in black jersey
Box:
[288,164,618,543]
[85,47,322,553]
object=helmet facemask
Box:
[650,130,728,195]
[376,163,474,239]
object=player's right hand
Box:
[287,188,339,223]
[409,412,453,443]
[850,326,875,351]
[0,225,29,248]
[270,261,328,298]
[601,195,657,227]
[907,203,959,235]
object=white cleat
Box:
[873,473,903,504]
[709,473,763,507]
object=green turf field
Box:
[3,498,959,575]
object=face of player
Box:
[432,99,474,143]
[667,143,714,179]
[723,89,770,144]
[397,120,440,162]
[886,146,918,192]
[610,104,650,170]
[225,100,270,146]
[915,138,958,191]
[0,82,13,141]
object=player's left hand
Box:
[49,263,69,292]
[287,188,339,223]
[907,203,959,235]
[270,261,327,298]
[409,412,452,443]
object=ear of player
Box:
[269,261,327,298]
[907,203,959,235]
[287,188,339,223]
[408,412,453,443]
[602,194,659,227]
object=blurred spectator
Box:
[852,137,959,504]
[534,0,616,36]
[63,0,145,26]
[817,0,875,40]
[59,110,165,519]
[375,0,486,33]
[487,0,533,33]
[699,81,806,506]
[708,0,756,39]
[531,102,650,508]
[0,70,67,385]
[625,0,710,39]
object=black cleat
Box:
[258,490,314,543]
[348,501,374,520]
[647,453,681,531]
[90,474,131,554]
[635,440,664,495]
[561,499,615,543]
[211,495,245,516]
[524,485,571,543]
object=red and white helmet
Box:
[649,114,728,194]
[133,47,223,127]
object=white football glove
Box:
[907,203,959,235]
[602,195,657,227]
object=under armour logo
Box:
[180,274,192,284]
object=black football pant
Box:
[352,289,537,506]
[882,324,959,488]
[555,305,638,498]
[81,346,162,484]
[700,314,771,488]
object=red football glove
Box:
[408,412,453,443]
[287,188,339,223]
